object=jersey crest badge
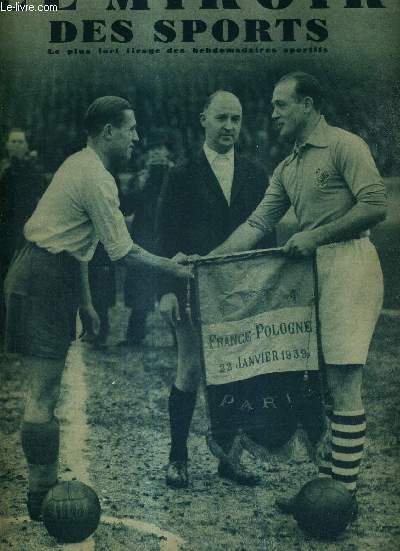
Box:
[315,168,330,189]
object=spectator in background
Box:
[120,130,174,346]
[0,129,47,270]
[0,129,47,340]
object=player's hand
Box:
[172,252,201,265]
[187,254,201,263]
[159,293,180,325]
[165,257,193,279]
[283,231,320,257]
[172,252,189,264]
[79,304,100,342]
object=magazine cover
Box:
[0,1,399,549]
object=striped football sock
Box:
[331,409,366,492]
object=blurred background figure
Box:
[0,128,47,343]
[0,129,47,270]
[120,129,174,346]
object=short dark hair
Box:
[277,72,323,111]
[84,96,133,137]
[202,89,238,112]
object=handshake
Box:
[161,252,202,325]
[160,251,202,282]
[166,252,202,281]
[171,252,202,265]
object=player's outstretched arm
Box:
[121,245,192,279]
[212,222,265,256]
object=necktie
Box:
[212,155,233,204]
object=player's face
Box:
[111,110,139,163]
[272,80,308,141]
[201,93,242,154]
[7,131,29,159]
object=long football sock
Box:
[331,409,366,492]
[169,385,197,462]
[27,463,58,493]
[21,418,60,493]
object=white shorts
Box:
[316,238,383,366]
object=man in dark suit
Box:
[0,128,47,341]
[157,90,276,489]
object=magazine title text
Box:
[5,0,385,44]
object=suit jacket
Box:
[0,156,47,277]
[156,149,276,301]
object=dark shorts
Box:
[4,242,79,359]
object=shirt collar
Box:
[284,115,329,166]
[203,142,234,165]
[85,145,102,163]
[302,115,329,148]
[84,145,110,172]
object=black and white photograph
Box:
[0,1,399,549]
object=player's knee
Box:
[327,364,363,410]
[21,417,60,465]
[175,366,201,392]
[30,385,60,415]
[335,385,363,410]
[176,377,200,393]
[25,381,61,423]
[36,371,61,397]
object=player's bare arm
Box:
[79,261,100,338]
[283,201,387,257]
[211,222,265,256]
[120,244,193,279]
